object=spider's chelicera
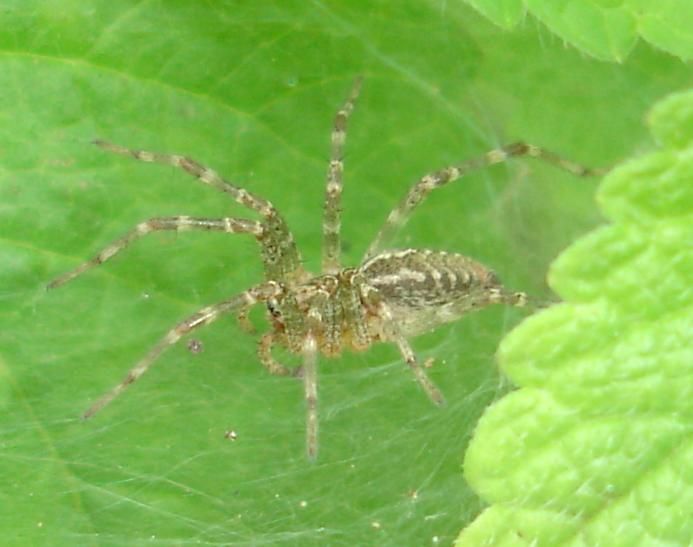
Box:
[48,79,603,459]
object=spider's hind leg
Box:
[364,142,607,260]
[395,336,446,407]
[373,300,446,406]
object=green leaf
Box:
[0,1,690,545]
[458,90,693,545]
[462,0,526,28]
[465,0,693,61]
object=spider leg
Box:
[93,140,304,282]
[488,286,529,308]
[394,336,445,407]
[258,332,300,377]
[364,142,608,260]
[82,282,279,419]
[301,333,319,460]
[48,216,262,289]
[322,77,363,274]
[375,301,446,406]
[93,140,277,216]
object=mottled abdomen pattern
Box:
[361,249,509,337]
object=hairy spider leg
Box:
[395,335,445,406]
[364,142,608,260]
[322,77,363,275]
[302,334,319,460]
[48,217,262,288]
[92,140,305,283]
[82,282,280,419]
[377,301,446,406]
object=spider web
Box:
[0,1,677,545]
[5,110,525,545]
[2,147,556,546]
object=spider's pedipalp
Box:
[48,216,263,289]
[82,282,279,419]
[363,141,607,260]
[258,332,299,377]
[92,139,304,282]
[322,77,363,274]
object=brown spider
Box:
[48,79,604,459]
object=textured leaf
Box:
[465,0,693,61]
[0,1,690,545]
[459,90,693,545]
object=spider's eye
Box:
[267,300,282,318]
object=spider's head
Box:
[267,297,282,318]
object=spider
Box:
[48,78,604,459]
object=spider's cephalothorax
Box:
[48,78,604,459]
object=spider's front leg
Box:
[48,216,263,288]
[322,77,363,274]
[82,282,279,419]
[394,336,446,407]
[92,139,306,283]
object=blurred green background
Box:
[0,1,690,545]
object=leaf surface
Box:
[465,0,693,61]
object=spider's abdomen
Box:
[360,249,507,337]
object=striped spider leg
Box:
[82,282,281,418]
[47,216,264,289]
[364,142,609,260]
[322,76,363,274]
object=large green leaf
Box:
[0,1,690,545]
[458,90,693,545]
[465,0,693,61]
